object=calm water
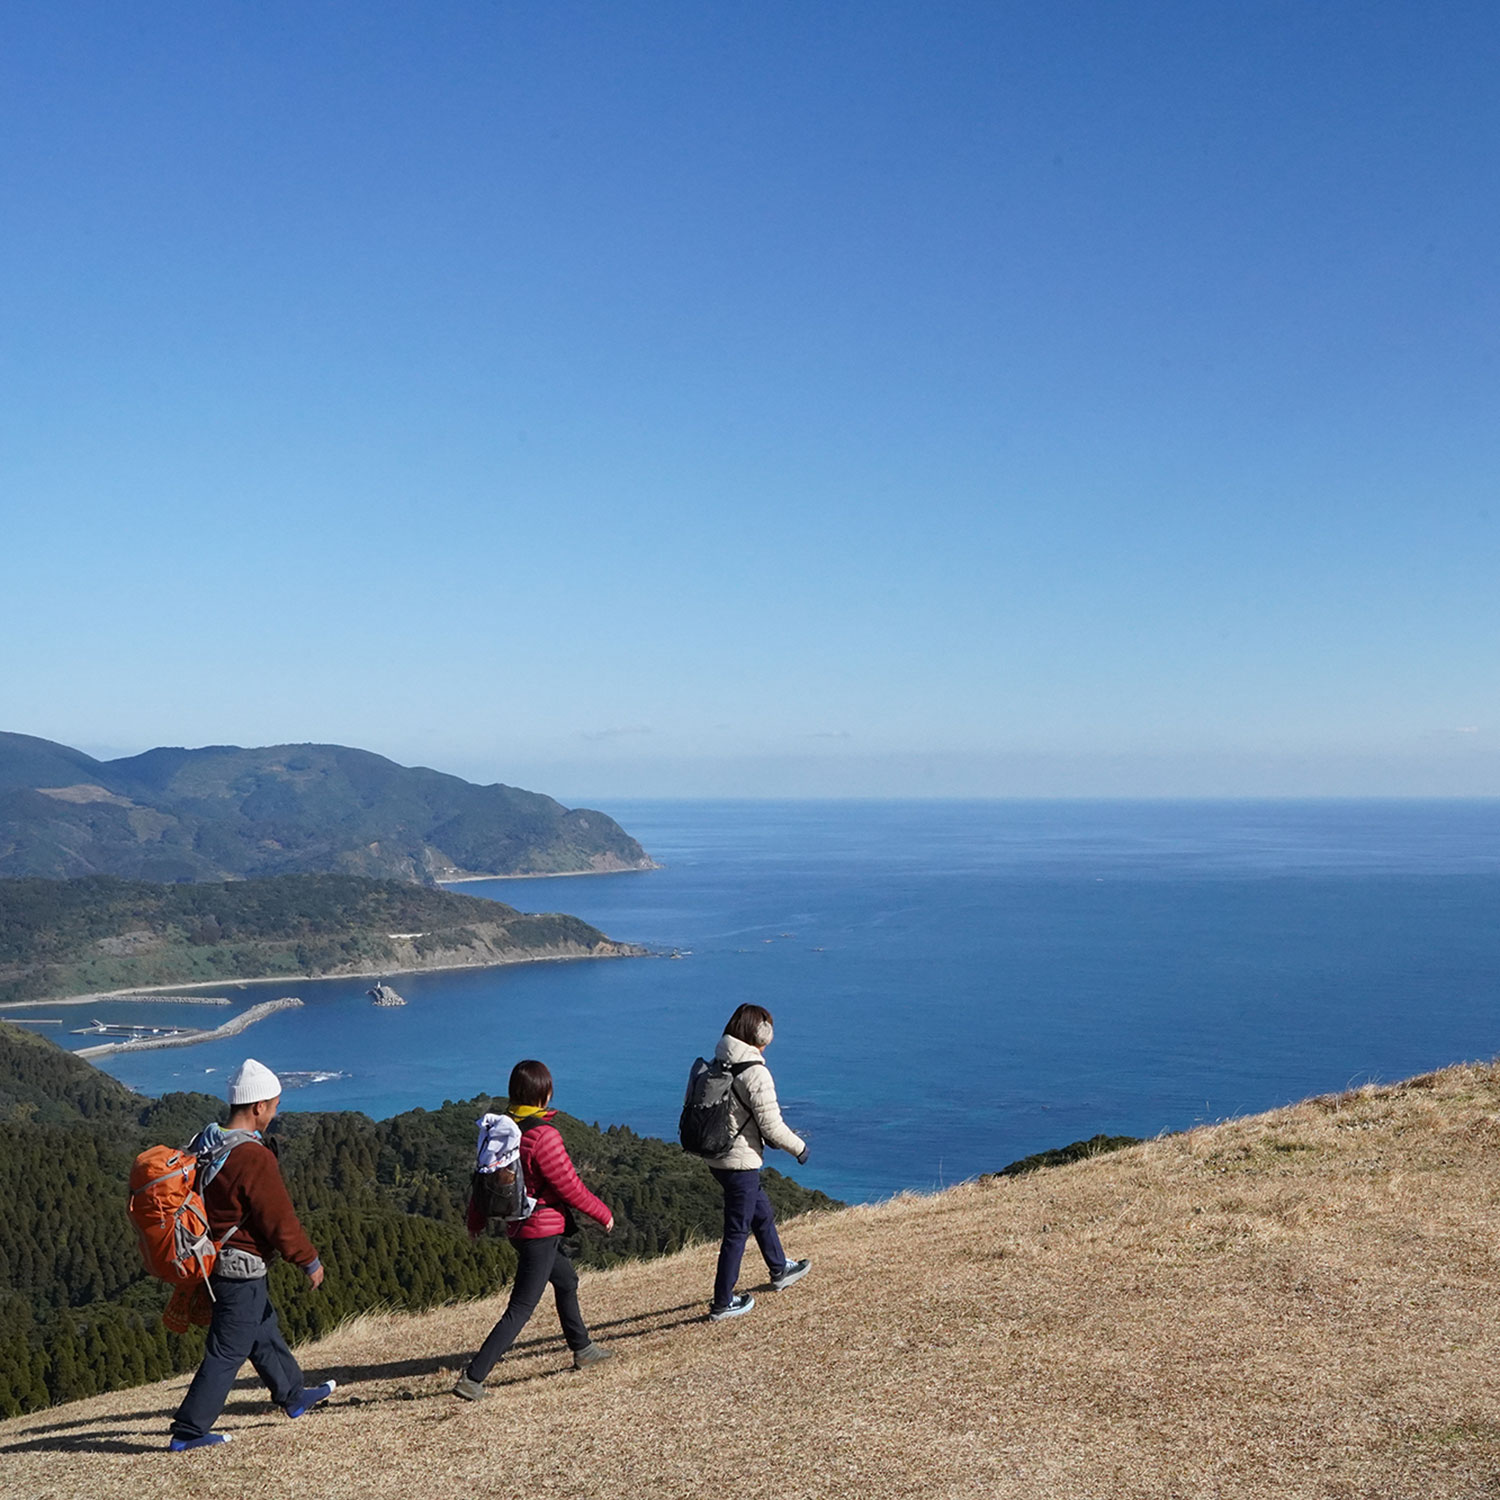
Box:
[25,800,1500,1204]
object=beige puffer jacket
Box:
[703,1033,807,1171]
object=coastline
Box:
[0,994,234,1011]
[2,942,652,1013]
[438,862,660,883]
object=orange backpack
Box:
[127,1141,242,1288]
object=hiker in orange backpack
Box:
[166,1059,336,1452]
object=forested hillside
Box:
[0,732,653,882]
[0,1023,838,1417]
[0,873,643,1004]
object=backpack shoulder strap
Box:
[194,1128,260,1191]
[726,1058,766,1115]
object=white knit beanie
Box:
[227,1058,281,1106]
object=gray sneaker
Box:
[573,1342,614,1370]
[452,1375,488,1401]
[708,1293,755,1322]
[770,1258,811,1292]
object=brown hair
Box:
[507,1059,554,1108]
[724,1003,774,1047]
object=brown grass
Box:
[8,1064,1500,1498]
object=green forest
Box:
[0,1022,839,1417]
[0,873,635,1003]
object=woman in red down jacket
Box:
[453,1060,616,1398]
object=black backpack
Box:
[679,1057,763,1158]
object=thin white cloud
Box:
[577,725,653,742]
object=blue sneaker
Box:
[284,1379,337,1418]
[708,1293,755,1322]
[168,1431,233,1452]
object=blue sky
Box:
[2,2,1497,798]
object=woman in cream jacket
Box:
[704,1003,812,1320]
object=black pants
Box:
[170,1275,305,1439]
[466,1235,590,1381]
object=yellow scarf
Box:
[509,1103,551,1121]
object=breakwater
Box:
[75,997,302,1058]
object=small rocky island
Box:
[368,982,406,1007]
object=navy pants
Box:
[171,1275,305,1439]
[467,1235,590,1381]
[710,1167,787,1311]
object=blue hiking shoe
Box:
[168,1431,233,1452]
[284,1379,337,1418]
[708,1293,755,1322]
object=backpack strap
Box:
[191,1128,259,1260]
[725,1059,766,1130]
[192,1127,261,1189]
[727,1060,765,1094]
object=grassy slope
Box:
[6,1063,1500,1497]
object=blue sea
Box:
[20,800,1500,1204]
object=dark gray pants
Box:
[170,1275,305,1439]
[466,1235,590,1381]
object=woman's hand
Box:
[602,1213,615,1234]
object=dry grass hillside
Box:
[8,1063,1500,1499]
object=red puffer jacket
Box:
[511,1113,612,1240]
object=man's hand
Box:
[307,1263,325,1290]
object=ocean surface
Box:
[22,800,1500,1205]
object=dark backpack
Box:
[470,1159,530,1230]
[679,1057,763,1158]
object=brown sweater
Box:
[203,1139,319,1270]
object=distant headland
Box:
[0,873,648,1007]
[0,731,655,884]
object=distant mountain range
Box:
[0,733,653,884]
